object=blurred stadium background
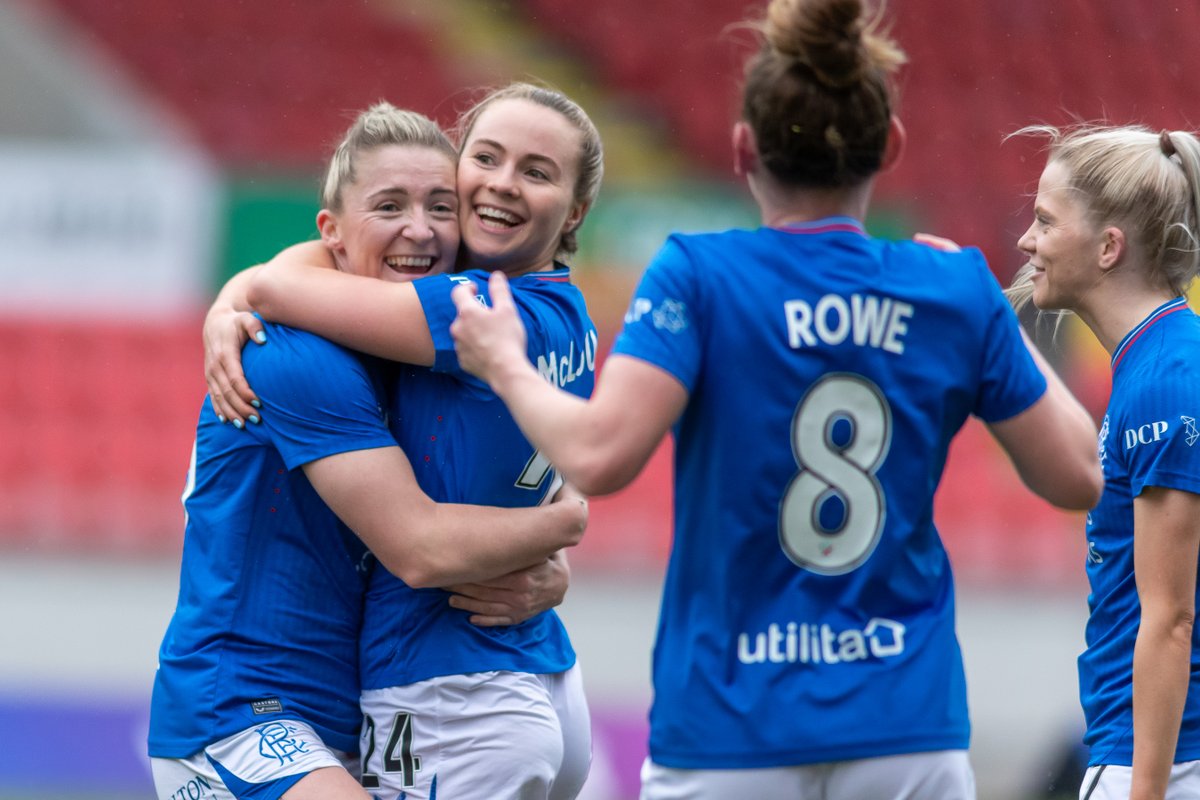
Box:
[1,0,1199,797]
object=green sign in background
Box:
[218,174,323,286]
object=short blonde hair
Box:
[321,102,456,212]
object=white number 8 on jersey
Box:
[779,374,892,575]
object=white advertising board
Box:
[0,143,218,318]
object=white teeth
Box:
[385,256,434,269]
[477,206,520,225]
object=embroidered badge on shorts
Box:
[255,722,309,764]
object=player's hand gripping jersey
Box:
[358,266,597,689]
[612,217,1048,767]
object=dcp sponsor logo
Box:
[1124,420,1168,449]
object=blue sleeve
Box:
[414,271,596,398]
[1126,366,1200,497]
[610,236,703,392]
[968,250,1047,423]
[242,323,397,469]
[414,272,478,377]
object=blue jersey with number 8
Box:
[611,217,1046,768]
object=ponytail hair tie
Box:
[1160,129,1177,157]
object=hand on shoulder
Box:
[913,232,962,252]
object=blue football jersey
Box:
[610,218,1048,768]
[358,267,596,690]
[148,322,396,757]
[1079,297,1200,766]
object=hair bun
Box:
[765,0,864,88]
[763,0,904,89]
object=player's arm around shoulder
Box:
[985,329,1104,510]
[248,243,435,366]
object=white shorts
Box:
[359,665,591,800]
[1080,760,1200,799]
[150,719,357,800]
[640,749,975,800]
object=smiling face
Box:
[1017,159,1106,312]
[320,144,460,283]
[457,98,586,274]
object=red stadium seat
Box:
[44,0,462,166]
[0,319,199,553]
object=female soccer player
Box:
[149,105,587,800]
[447,1,1104,797]
[1009,124,1200,800]
[206,84,603,799]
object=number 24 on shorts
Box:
[361,712,421,789]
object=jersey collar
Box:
[529,262,572,283]
[774,216,867,237]
[1111,296,1188,371]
